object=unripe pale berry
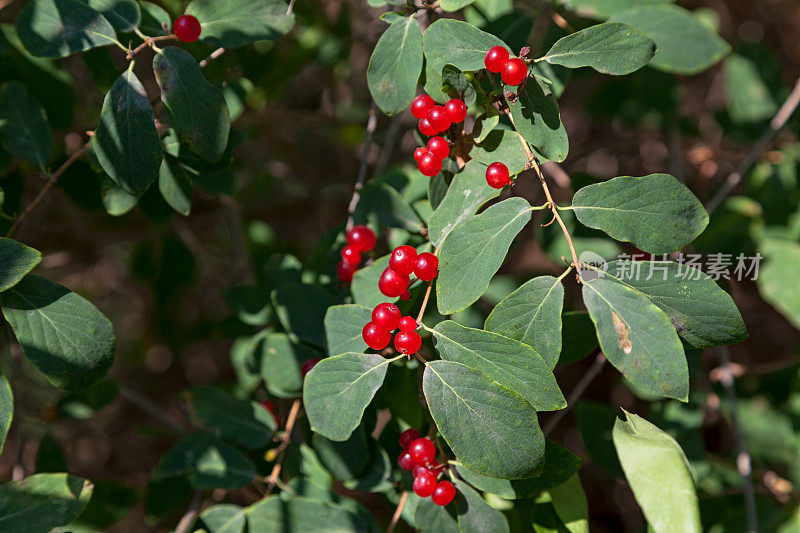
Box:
[301,358,320,378]
[444,99,468,123]
[347,225,375,252]
[418,152,442,177]
[341,245,361,265]
[395,330,422,354]
[486,162,510,189]
[413,470,438,497]
[174,14,201,42]
[426,136,449,160]
[408,437,436,465]
[419,118,438,137]
[362,322,391,350]
[432,480,456,506]
[414,147,427,162]
[426,106,451,133]
[378,268,410,297]
[410,94,435,119]
[399,428,421,449]
[398,316,417,332]
[372,302,401,331]
[414,252,439,281]
[389,245,418,276]
[502,58,528,86]
[484,46,509,73]
[337,260,357,283]
[398,451,415,470]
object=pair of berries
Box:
[174,14,202,42]
[338,225,376,283]
[486,161,512,189]
[379,247,438,298]
[362,303,422,354]
[484,46,528,86]
[397,430,456,506]
[411,95,468,138]
[414,136,449,177]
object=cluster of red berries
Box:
[337,225,376,283]
[484,45,528,87]
[397,429,456,505]
[378,245,438,299]
[174,14,202,43]
[362,302,421,354]
[411,95,468,179]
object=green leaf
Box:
[441,64,476,106]
[561,0,674,19]
[0,82,52,170]
[469,130,530,174]
[87,0,141,32]
[16,0,118,58]
[428,159,502,247]
[439,0,476,12]
[610,4,730,75]
[415,496,459,533]
[153,433,255,490]
[304,353,396,441]
[0,364,11,454]
[200,504,245,533]
[453,440,582,499]
[101,177,138,216]
[353,182,422,232]
[454,479,510,533]
[549,474,589,533]
[139,2,171,36]
[324,304,372,356]
[432,321,565,411]
[312,429,369,481]
[158,156,192,216]
[540,22,655,75]
[244,496,370,532]
[272,283,329,347]
[484,275,564,368]
[437,197,532,314]
[0,473,93,532]
[758,239,800,331]
[0,238,41,292]
[505,77,568,162]
[186,0,295,49]
[1,275,115,391]
[153,46,230,162]
[367,16,423,115]
[613,410,701,533]
[581,273,688,401]
[93,70,162,196]
[65,479,139,531]
[600,260,747,348]
[260,333,319,398]
[423,360,545,479]
[724,53,778,124]
[422,19,506,76]
[182,386,275,448]
[571,174,708,254]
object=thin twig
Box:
[543,352,606,436]
[119,383,186,433]
[286,0,297,15]
[386,491,408,533]
[716,346,759,533]
[6,145,89,237]
[706,77,800,213]
[346,102,378,232]
[174,490,203,533]
[199,47,226,68]
[127,34,177,59]
[265,398,302,496]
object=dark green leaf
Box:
[353,182,422,232]
[549,474,589,533]
[505,77,568,162]
[415,496,459,533]
[572,174,708,253]
[101,177,138,216]
[260,333,319,397]
[186,0,295,48]
[66,479,139,531]
[423,19,506,75]
[423,360,545,479]
[182,386,275,448]
[153,433,255,490]
[439,0,476,12]
[0,237,41,292]
[0,364,11,454]
[367,16,423,115]
[158,156,192,216]
[1,275,115,391]
[87,0,141,32]
[0,82,51,170]
[724,53,778,124]
[437,197,532,314]
[758,239,800,331]
[454,479,510,532]
[324,305,372,356]
[139,2,171,36]
[312,429,369,481]
[243,496,370,532]
[441,64,476,106]
[223,285,271,325]
[0,474,92,532]
[200,504,245,533]
[272,283,329,347]
[561,0,674,19]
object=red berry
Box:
[341,245,361,265]
[395,330,422,355]
[337,260,357,283]
[347,225,376,252]
[410,94,435,119]
[362,322,391,350]
[426,106,451,133]
[484,46,509,73]
[398,451,415,471]
[372,302,401,331]
[400,290,411,301]
[408,437,436,465]
[301,358,321,378]
[414,147,428,162]
[432,480,456,506]
[174,14,201,42]
[398,316,417,332]
[389,245,418,276]
[502,58,528,86]
[414,253,439,281]
[419,118,438,137]
[413,469,438,497]
[378,268,410,298]
[426,136,449,160]
[413,464,431,478]
[486,162,510,189]
[417,152,442,177]
[399,428,421,449]
[444,99,468,123]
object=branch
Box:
[174,490,203,533]
[543,352,606,436]
[6,144,89,237]
[199,47,226,68]
[127,34,177,59]
[706,76,800,214]
[264,398,302,496]
[386,491,408,533]
[345,102,378,232]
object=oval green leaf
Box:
[0,237,41,292]
[422,19,506,75]
[367,16,423,115]
[0,81,52,170]
[324,304,372,357]
[153,433,255,489]
[87,0,141,32]
[186,0,295,49]
[453,478,510,533]
[505,78,568,162]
